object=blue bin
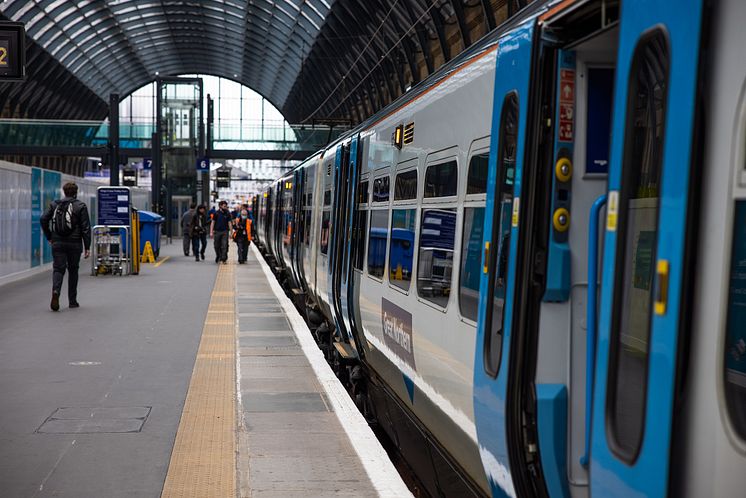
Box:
[138,210,164,258]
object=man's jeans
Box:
[52,241,82,302]
[214,231,229,262]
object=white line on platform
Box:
[250,244,413,498]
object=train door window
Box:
[424,160,458,198]
[460,152,489,320]
[367,209,389,279]
[417,208,457,308]
[352,180,369,271]
[389,208,416,291]
[324,189,331,206]
[395,170,418,200]
[373,176,390,202]
[725,201,746,440]
[607,31,669,461]
[467,152,489,194]
[359,180,369,204]
[320,211,331,254]
[483,93,518,377]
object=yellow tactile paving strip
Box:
[161,263,236,498]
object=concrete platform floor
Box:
[0,242,218,497]
[0,241,411,498]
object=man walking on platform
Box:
[40,182,91,311]
[190,204,208,261]
[181,203,196,256]
[210,200,233,264]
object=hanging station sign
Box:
[0,22,25,81]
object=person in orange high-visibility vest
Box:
[233,208,252,264]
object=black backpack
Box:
[51,200,76,237]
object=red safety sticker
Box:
[558,68,575,142]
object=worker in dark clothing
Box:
[233,208,252,264]
[40,182,91,311]
[190,204,208,261]
[210,200,233,264]
[181,203,196,256]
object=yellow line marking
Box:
[161,264,236,498]
[153,255,171,268]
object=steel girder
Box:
[282,0,523,123]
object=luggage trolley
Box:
[91,225,131,276]
[92,186,138,277]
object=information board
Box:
[98,187,131,226]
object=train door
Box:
[264,188,272,256]
[589,0,705,496]
[513,3,622,496]
[328,142,354,345]
[472,19,537,498]
[341,135,365,352]
[293,167,307,292]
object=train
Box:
[252,0,746,496]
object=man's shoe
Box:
[50,291,60,312]
[69,301,80,308]
[201,253,205,260]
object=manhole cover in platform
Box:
[36,406,151,434]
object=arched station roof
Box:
[0,0,530,124]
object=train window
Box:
[459,207,486,321]
[424,160,458,198]
[324,189,331,206]
[367,210,389,279]
[353,209,368,271]
[304,210,311,246]
[320,211,331,254]
[417,208,457,307]
[467,153,489,194]
[359,181,369,204]
[373,176,390,202]
[395,170,418,201]
[483,92,518,378]
[724,201,746,440]
[607,31,669,462]
[389,208,416,290]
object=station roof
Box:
[0,1,530,123]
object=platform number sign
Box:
[196,156,210,172]
[0,22,26,81]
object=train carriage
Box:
[253,0,746,496]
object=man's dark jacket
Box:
[40,197,92,250]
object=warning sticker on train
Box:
[382,298,416,371]
[559,68,575,142]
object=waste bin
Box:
[138,210,164,258]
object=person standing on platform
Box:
[181,203,196,256]
[190,204,208,261]
[210,200,233,264]
[40,182,91,311]
[233,208,252,264]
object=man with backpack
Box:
[40,182,91,311]
[210,200,233,264]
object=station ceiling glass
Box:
[0,0,333,114]
[0,1,528,123]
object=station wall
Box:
[0,160,149,284]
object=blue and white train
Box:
[254,0,746,496]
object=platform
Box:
[0,242,410,497]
